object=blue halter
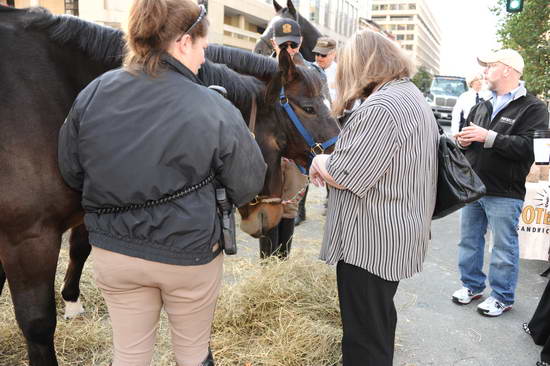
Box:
[279,87,338,172]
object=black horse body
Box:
[0,5,338,365]
[253,0,322,62]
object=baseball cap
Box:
[312,37,336,55]
[272,18,301,46]
[477,49,524,74]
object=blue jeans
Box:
[458,196,523,305]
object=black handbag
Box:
[433,124,486,219]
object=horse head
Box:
[237,49,340,237]
[253,0,321,62]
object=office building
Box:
[370,0,441,74]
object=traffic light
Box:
[506,0,524,13]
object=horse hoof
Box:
[64,298,85,319]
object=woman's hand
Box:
[309,154,346,189]
[309,155,328,187]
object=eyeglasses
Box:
[176,4,207,42]
[314,52,328,58]
[280,41,300,50]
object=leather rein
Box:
[247,96,280,206]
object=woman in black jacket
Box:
[57,1,266,365]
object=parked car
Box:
[425,75,467,125]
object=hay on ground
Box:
[0,247,342,366]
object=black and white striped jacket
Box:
[320,79,439,281]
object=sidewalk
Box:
[236,185,548,366]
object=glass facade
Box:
[309,0,320,22]
[65,0,78,16]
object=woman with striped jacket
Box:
[309,30,439,366]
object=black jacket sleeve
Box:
[214,99,267,207]
[58,103,84,191]
[492,102,549,162]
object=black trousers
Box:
[528,279,550,362]
[336,261,399,366]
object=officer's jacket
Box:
[58,54,266,265]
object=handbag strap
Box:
[435,118,444,136]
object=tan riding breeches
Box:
[91,246,223,366]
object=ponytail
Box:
[124,0,208,76]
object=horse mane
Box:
[23,7,124,65]
[0,5,20,12]
[199,60,265,122]
[295,65,323,96]
[206,45,278,80]
[206,45,322,103]
[205,44,321,97]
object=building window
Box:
[310,0,320,23]
[65,0,79,16]
[409,3,416,10]
[397,24,406,30]
[372,4,379,10]
[405,45,413,50]
[323,0,331,28]
[407,24,415,30]
[390,4,397,10]
[346,2,351,36]
[390,16,413,21]
[406,34,414,40]
[335,0,340,34]
[380,4,388,10]
[372,16,386,21]
[396,34,404,40]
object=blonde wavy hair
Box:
[332,30,415,117]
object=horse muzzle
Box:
[238,201,283,238]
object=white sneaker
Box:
[451,287,483,305]
[477,296,512,317]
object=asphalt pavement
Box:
[235,167,548,366]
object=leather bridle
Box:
[245,89,339,207]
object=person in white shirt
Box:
[313,37,338,103]
[451,74,490,136]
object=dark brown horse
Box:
[0,5,339,365]
[253,0,322,62]
[203,45,339,238]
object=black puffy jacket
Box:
[58,54,266,266]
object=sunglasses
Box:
[176,4,207,42]
[280,41,300,49]
[314,52,328,58]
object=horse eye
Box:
[303,106,315,114]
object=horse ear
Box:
[273,0,282,12]
[287,0,297,18]
[278,48,298,85]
